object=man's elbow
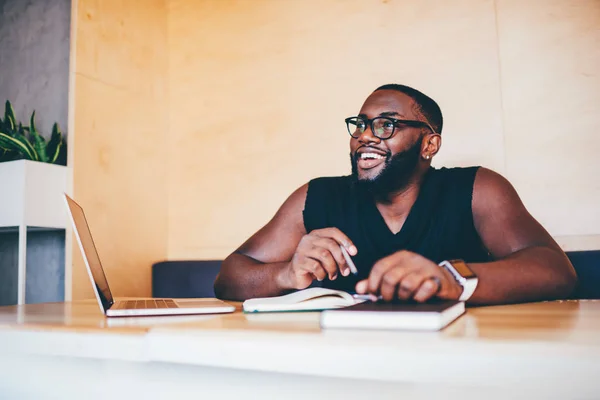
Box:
[213,270,239,301]
[555,261,578,299]
[213,273,227,300]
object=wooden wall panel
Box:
[167,0,505,259]
[497,0,600,249]
[71,0,168,299]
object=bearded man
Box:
[214,84,577,305]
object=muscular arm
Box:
[213,184,308,301]
[468,168,577,305]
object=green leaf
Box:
[0,147,20,162]
[0,131,36,160]
[29,111,47,162]
[47,123,63,164]
[18,122,26,137]
[4,100,16,132]
[0,148,11,162]
[29,111,37,133]
[13,129,37,161]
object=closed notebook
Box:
[242,287,366,313]
[320,299,465,331]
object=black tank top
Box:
[302,166,491,292]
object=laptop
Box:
[64,193,236,317]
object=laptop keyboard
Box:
[116,299,179,310]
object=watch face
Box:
[452,260,477,279]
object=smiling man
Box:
[214,84,577,305]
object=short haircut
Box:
[375,84,443,134]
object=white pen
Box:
[340,245,358,275]
[352,293,382,302]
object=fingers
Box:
[368,252,412,294]
[290,228,357,289]
[304,243,340,280]
[298,229,355,280]
[380,267,412,302]
[355,250,449,303]
[298,256,328,281]
[312,228,357,256]
[413,277,441,303]
[313,238,350,277]
[355,279,368,294]
[396,273,435,301]
[368,270,441,302]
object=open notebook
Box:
[242,287,366,313]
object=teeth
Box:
[360,153,385,160]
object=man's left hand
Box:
[355,250,463,302]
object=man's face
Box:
[349,90,425,194]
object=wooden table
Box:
[0,299,599,400]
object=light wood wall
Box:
[168,0,600,260]
[70,0,600,297]
[496,0,600,249]
[71,0,169,299]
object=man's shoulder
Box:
[434,165,482,177]
[307,175,354,192]
[428,165,482,189]
[470,167,517,197]
[439,166,510,188]
[302,175,355,232]
[304,175,354,207]
[433,166,515,203]
[308,174,353,184]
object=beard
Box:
[350,137,422,200]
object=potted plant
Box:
[0,100,67,165]
[0,100,69,305]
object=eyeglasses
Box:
[345,116,436,140]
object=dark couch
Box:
[152,250,600,299]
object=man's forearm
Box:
[468,246,577,305]
[213,253,292,301]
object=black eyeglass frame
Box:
[345,116,437,140]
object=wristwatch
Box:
[438,259,478,301]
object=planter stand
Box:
[0,160,67,304]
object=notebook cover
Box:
[330,299,461,313]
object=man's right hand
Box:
[278,228,358,290]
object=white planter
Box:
[0,159,68,229]
[0,159,68,304]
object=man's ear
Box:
[424,133,441,157]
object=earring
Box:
[424,154,430,160]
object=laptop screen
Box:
[64,194,114,311]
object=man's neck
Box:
[373,167,429,234]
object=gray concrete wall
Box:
[0,231,18,306]
[0,229,65,305]
[0,0,71,137]
[26,230,65,303]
